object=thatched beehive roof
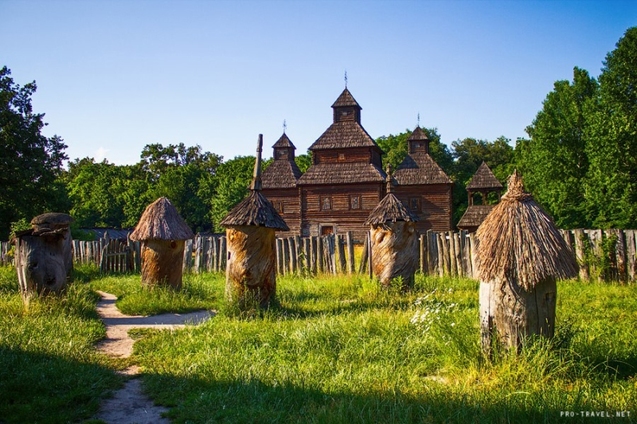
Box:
[220,190,289,231]
[466,162,503,190]
[393,151,452,185]
[30,213,73,232]
[130,197,194,241]
[365,193,418,226]
[476,171,577,290]
[221,134,289,231]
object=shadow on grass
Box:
[140,372,594,424]
[0,347,122,424]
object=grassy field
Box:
[0,265,635,423]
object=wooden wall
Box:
[394,184,453,232]
[261,187,301,238]
[301,183,383,241]
[314,147,375,165]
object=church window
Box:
[350,195,361,210]
[321,196,332,211]
[409,197,421,212]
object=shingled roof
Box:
[272,133,295,149]
[331,88,361,108]
[308,121,380,151]
[409,126,429,142]
[262,159,302,189]
[297,162,386,185]
[393,152,452,185]
[457,205,495,230]
[467,162,503,190]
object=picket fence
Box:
[1,229,636,283]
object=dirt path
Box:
[93,291,214,424]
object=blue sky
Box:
[2,0,635,165]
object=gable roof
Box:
[466,162,503,190]
[331,88,361,108]
[393,152,452,185]
[297,162,386,185]
[272,133,296,149]
[308,121,381,151]
[457,205,495,229]
[261,159,302,189]
[365,193,419,226]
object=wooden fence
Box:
[1,229,636,282]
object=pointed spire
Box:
[283,119,287,134]
[250,134,263,191]
[385,164,393,193]
[417,113,421,128]
[344,70,348,88]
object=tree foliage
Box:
[583,27,637,228]
[516,67,598,228]
[0,66,69,239]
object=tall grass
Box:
[0,265,121,423]
[1,265,635,423]
[131,274,636,423]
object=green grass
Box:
[0,265,122,424]
[1,265,635,423]
[89,272,222,316]
[133,274,636,423]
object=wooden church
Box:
[261,88,453,241]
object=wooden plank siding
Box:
[261,187,301,238]
[394,184,453,232]
[300,183,383,240]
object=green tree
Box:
[295,153,312,173]
[66,158,128,228]
[376,127,453,173]
[210,156,258,232]
[516,67,598,228]
[451,136,515,223]
[0,66,69,239]
[584,27,637,228]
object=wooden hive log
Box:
[365,166,419,291]
[15,213,74,298]
[130,197,194,289]
[220,134,289,309]
[477,171,577,354]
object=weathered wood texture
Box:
[225,226,277,308]
[5,229,635,282]
[15,231,69,297]
[140,239,186,289]
[99,240,134,273]
[393,184,453,233]
[370,221,418,290]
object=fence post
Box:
[346,232,355,274]
[626,230,636,282]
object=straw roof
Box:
[457,205,495,229]
[467,162,503,190]
[393,151,452,185]
[476,171,577,290]
[221,135,289,231]
[130,197,194,241]
[297,162,386,185]
[365,193,419,226]
[220,190,289,230]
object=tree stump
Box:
[139,239,186,289]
